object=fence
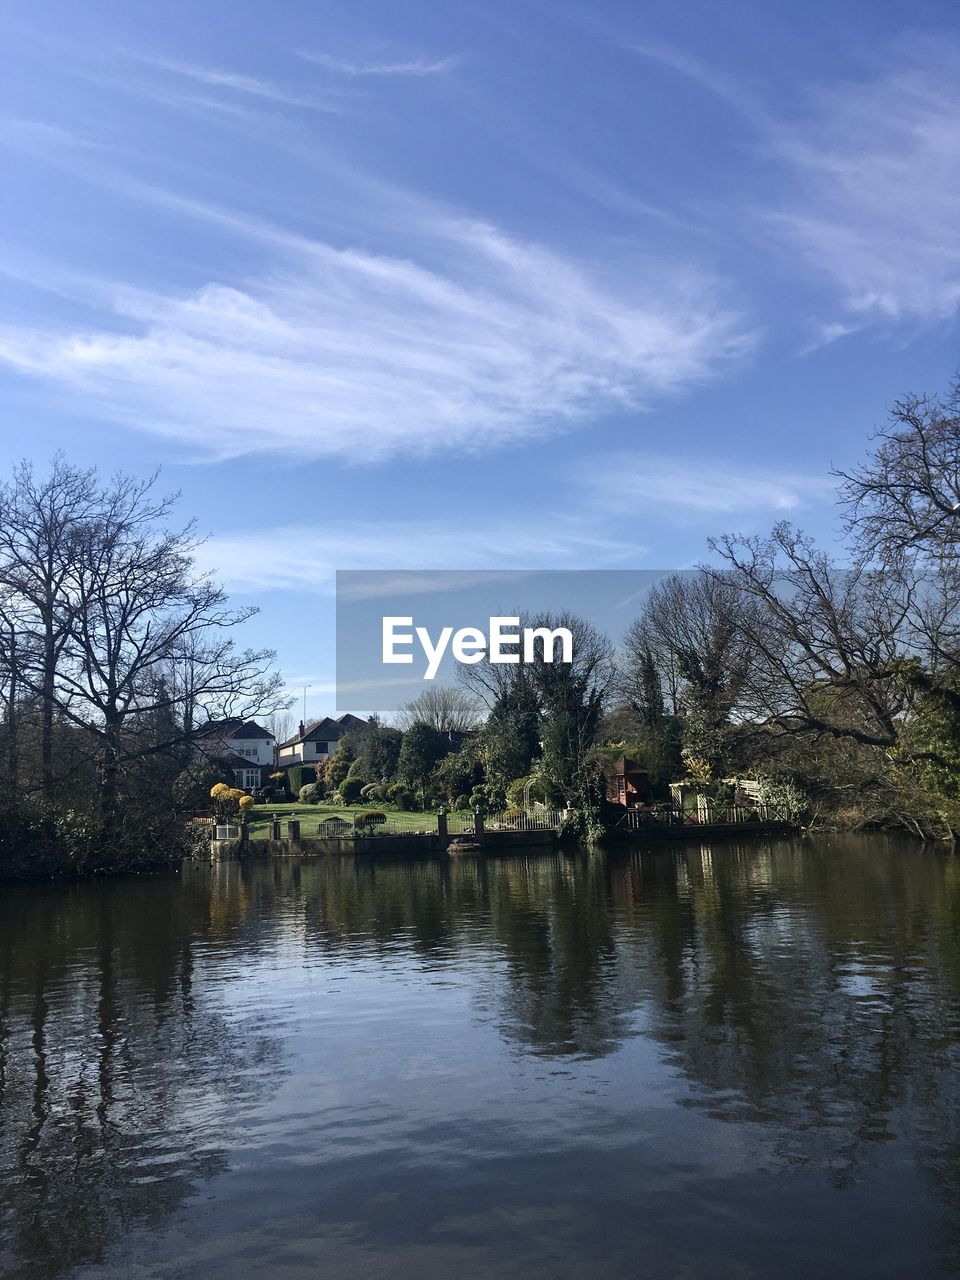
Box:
[485,809,565,832]
[616,803,792,832]
[245,807,566,841]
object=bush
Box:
[299,783,324,805]
[506,774,546,808]
[286,766,309,796]
[172,765,232,812]
[346,757,368,782]
[470,784,504,814]
[387,783,414,810]
[339,777,364,805]
[452,794,471,811]
[354,809,387,832]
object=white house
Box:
[277,714,367,771]
[198,719,277,791]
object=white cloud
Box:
[582,456,832,517]
[299,52,460,77]
[0,216,754,461]
[131,56,344,112]
[193,518,647,593]
[765,54,960,323]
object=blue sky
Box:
[1,0,959,718]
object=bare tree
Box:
[396,685,481,732]
[45,473,287,843]
[267,712,295,744]
[707,525,912,752]
[0,458,102,793]
[836,382,960,562]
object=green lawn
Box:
[245,801,440,839]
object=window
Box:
[234,768,259,790]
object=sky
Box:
[1,0,960,719]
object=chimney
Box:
[298,720,305,738]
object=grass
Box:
[245,801,440,840]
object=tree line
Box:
[325,379,960,838]
[5,375,960,872]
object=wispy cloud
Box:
[194,518,647,593]
[627,39,960,329]
[299,51,459,77]
[764,52,960,324]
[0,206,754,461]
[624,40,766,122]
[133,55,345,112]
[582,456,832,518]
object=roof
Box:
[199,718,274,741]
[227,721,274,740]
[336,713,367,730]
[600,755,648,778]
[278,714,368,748]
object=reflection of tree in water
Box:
[221,841,960,1245]
[9,843,960,1274]
[0,877,284,1280]
[479,854,628,1057]
[628,842,960,1186]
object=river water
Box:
[2,836,960,1278]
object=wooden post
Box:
[437,808,448,839]
[287,818,301,840]
[473,809,484,838]
[272,816,282,840]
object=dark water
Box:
[2,838,960,1279]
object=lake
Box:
[2,836,960,1278]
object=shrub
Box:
[360,782,385,800]
[339,777,364,805]
[172,765,232,812]
[354,809,387,832]
[210,784,244,822]
[453,794,471,811]
[506,774,546,808]
[388,783,414,810]
[286,766,309,796]
[299,783,324,805]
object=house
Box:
[600,755,651,807]
[276,714,368,773]
[197,719,277,791]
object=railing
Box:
[485,809,564,832]
[447,810,480,835]
[241,806,566,842]
[351,814,439,837]
[617,803,792,831]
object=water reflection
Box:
[2,838,960,1277]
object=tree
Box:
[626,573,752,781]
[397,722,447,800]
[58,485,286,844]
[323,740,356,789]
[0,458,103,794]
[481,669,541,796]
[396,685,480,732]
[529,612,614,804]
[836,381,960,562]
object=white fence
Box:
[617,803,792,832]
